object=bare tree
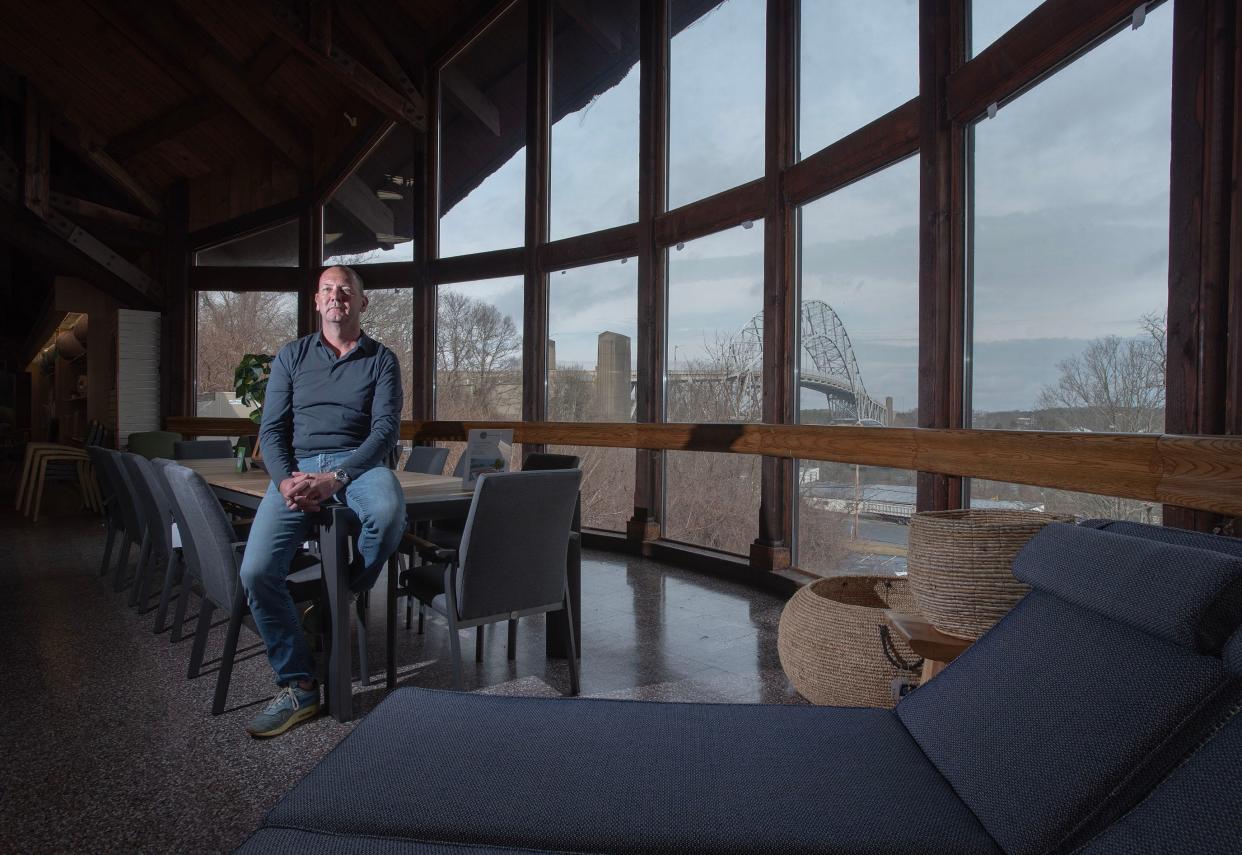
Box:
[436,291,522,419]
[1036,312,1166,434]
[195,291,297,400]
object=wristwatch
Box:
[331,468,351,488]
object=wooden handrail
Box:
[165,417,1242,517]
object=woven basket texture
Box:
[907,509,1073,640]
[777,575,920,708]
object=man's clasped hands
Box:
[279,471,343,512]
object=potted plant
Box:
[234,353,274,456]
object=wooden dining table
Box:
[181,458,473,722]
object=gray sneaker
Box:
[245,683,320,738]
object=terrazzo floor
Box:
[0,507,802,853]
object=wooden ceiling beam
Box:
[48,190,164,235]
[106,98,222,161]
[441,67,502,136]
[22,80,50,220]
[558,0,623,53]
[264,0,427,130]
[336,3,428,118]
[112,1,311,170]
[105,38,294,162]
[49,112,164,217]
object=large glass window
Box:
[969,7,1171,521]
[668,0,765,210]
[194,291,297,417]
[548,259,637,532]
[664,223,763,554]
[439,1,529,258]
[796,157,918,576]
[195,221,298,267]
[362,287,414,419]
[798,1,917,159]
[435,277,524,421]
[550,0,640,240]
[323,125,416,265]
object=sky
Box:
[423,0,1174,415]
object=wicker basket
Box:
[907,509,1073,640]
[777,575,921,708]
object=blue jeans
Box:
[238,452,407,686]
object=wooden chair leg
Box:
[15,443,35,510]
[187,602,215,679]
[99,519,118,578]
[128,532,152,608]
[172,570,194,642]
[30,455,50,522]
[213,589,246,715]
[154,551,181,633]
[355,590,370,687]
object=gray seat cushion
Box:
[244,689,1000,855]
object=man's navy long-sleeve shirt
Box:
[259,331,402,486]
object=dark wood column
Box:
[413,66,439,422]
[161,180,192,420]
[628,0,669,545]
[298,194,322,338]
[1229,4,1242,452]
[523,0,552,431]
[751,0,797,572]
[917,0,967,512]
[1166,0,1236,530]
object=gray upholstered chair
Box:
[119,453,178,616]
[403,445,449,475]
[173,439,235,460]
[104,449,148,594]
[86,445,126,578]
[158,460,323,716]
[398,468,582,694]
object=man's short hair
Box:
[324,265,365,293]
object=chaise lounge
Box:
[236,520,1242,854]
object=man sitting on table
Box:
[239,265,405,738]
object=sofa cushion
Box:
[1080,519,1242,559]
[1076,700,1242,855]
[897,523,1242,855]
[254,689,1000,855]
[1013,523,1242,651]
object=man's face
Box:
[315,268,367,326]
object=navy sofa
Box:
[237,521,1242,854]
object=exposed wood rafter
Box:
[22,81,50,220]
[264,0,427,129]
[105,38,295,162]
[441,67,501,136]
[0,151,159,307]
[111,1,311,170]
[559,0,623,53]
[336,3,428,119]
[48,191,164,235]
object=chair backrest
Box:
[404,445,449,475]
[127,430,182,460]
[86,445,119,515]
[157,460,243,607]
[174,439,235,460]
[152,459,202,580]
[455,469,581,621]
[895,522,1242,855]
[121,453,174,557]
[104,449,146,539]
[452,450,468,478]
[523,452,581,530]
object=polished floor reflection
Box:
[0,509,799,852]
